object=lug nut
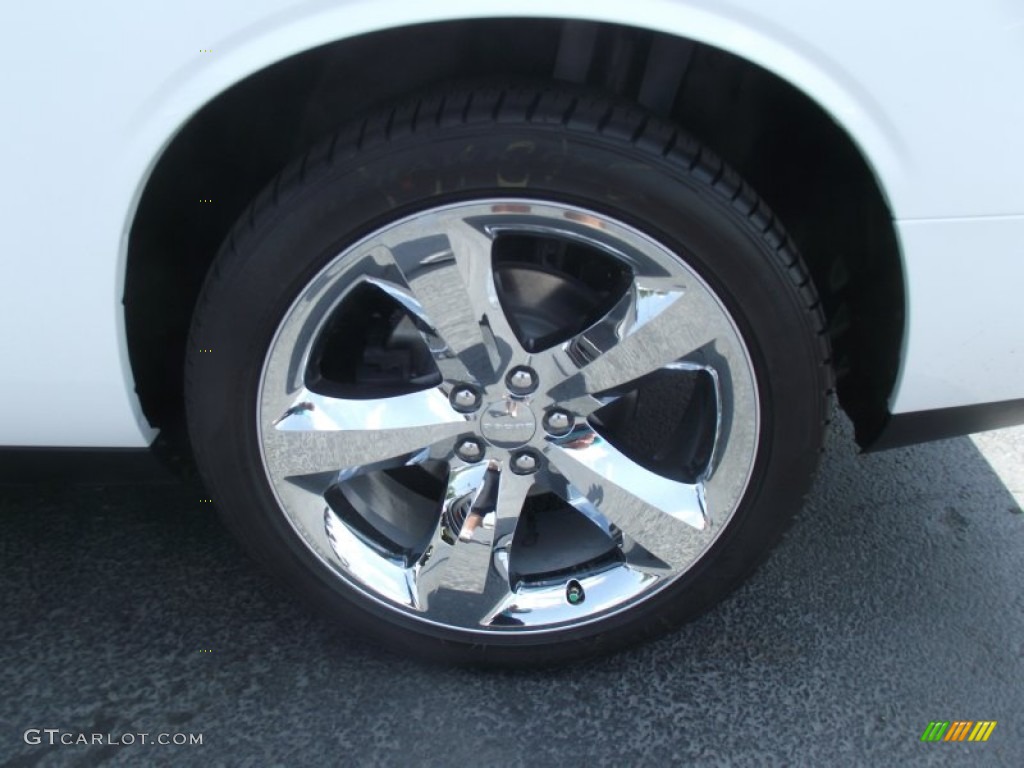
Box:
[449,384,482,413]
[543,409,573,437]
[510,450,540,475]
[455,438,484,463]
[506,366,538,395]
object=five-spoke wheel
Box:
[258,201,758,632]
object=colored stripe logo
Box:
[921,721,996,742]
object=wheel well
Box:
[125,18,903,448]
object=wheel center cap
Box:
[480,398,536,448]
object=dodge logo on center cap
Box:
[479,398,536,448]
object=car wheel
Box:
[186,85,832,666]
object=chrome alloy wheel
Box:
[257,199,759,634]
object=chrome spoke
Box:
[442,215,525,355]
[263,388,464,478]
[386,216,524,384]
[410,462,533,624]
[545,427,711,570]
[545,278,727,416]
[412,461,492,609]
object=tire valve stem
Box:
[566,580,585,606]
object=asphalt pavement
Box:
[1,417,1022,767]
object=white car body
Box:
[2,0,1023,448]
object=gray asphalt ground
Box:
[1,416,1021,767]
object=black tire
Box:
[186,85,832,667]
